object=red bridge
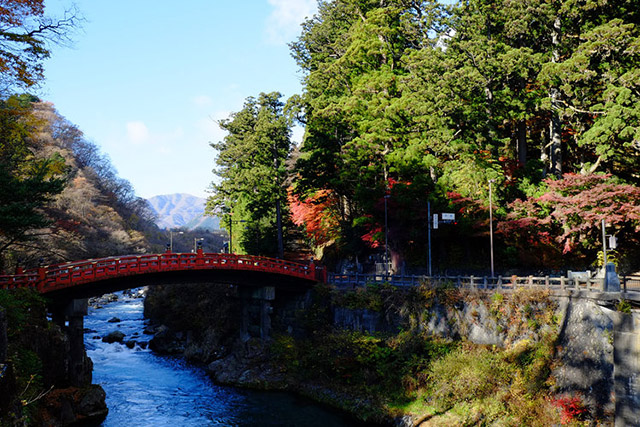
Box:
[0,251,324,299]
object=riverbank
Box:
[86,288,363,426]
[143,281,620,425]
[0,289,108,426]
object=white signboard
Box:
[442,213,455,221]
[433,214,438,229]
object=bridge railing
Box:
[0,252,320,293]
[327,273,640,293]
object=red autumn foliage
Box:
[500,173,640,256]
[288,189,340,246]
[447,191,487,229]
[552,395,589,424]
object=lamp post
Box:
[602,219,608,290]
[169,230,183,252]
[194,237,204,253]
[384,194,390,277]
[488,179,495,277]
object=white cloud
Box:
[265,0,317,45]
[192,95,213,107]
[126,121,150,144]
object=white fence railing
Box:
[328,273,640,293]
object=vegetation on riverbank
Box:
[268,283,604,425]
[0,289,108,426]
[144,281,610,425]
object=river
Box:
[84,289,362,426]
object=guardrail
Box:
[0,252,322,294]
[328,273,640,293]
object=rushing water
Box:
[84,290,362,427]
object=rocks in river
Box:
[125,340,136,349]
[148,325,185,354]
[89,293,119,308]
[143,324,156,335]
[107,317,121,323]
[102,330,125,344]
[123,287,147,299]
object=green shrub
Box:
[428,345,510,412]
[616,299,632,314]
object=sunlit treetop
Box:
[0,0,78,91]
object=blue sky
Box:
[40,0,316,199]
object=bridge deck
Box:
[0,252,323,294]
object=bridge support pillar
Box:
[66,299,92,387]
[49,299,93,387]
[240,287,275,340]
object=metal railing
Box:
[329,273,640,293]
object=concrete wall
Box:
[330,288,629,420]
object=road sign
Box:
[442,213,455,221]
[433,214,438,229]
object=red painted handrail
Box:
[0,251,323,294]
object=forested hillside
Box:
[209,0,640,274]
[0,1,163,273]
[0,97,158,272]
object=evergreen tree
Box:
[207,92,293,258]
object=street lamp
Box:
[384,194,390,277]
[169,230,183,252]
[488,179,495,277]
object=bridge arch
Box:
[0,251,323,300]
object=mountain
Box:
[146,193,219,230]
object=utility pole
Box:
[489,179,495,277]
[602,219,608,289]
[169,230,183,252]
[427,201,432,276]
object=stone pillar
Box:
[239,287,275,340]
[613,312,640,426]
[605,263,620,292]
[259,287,275,340]
[65,299,91,387]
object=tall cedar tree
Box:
[207,92,292,258]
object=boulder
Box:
[102,331,125,344]
[149,325,185,354]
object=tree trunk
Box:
[517,120,527,165]
[548,16,563,177]
[276,197,284,259]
